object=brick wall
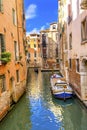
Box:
[69,59,81,96]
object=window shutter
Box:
[81,22,83,42]
[0,0,3,12]
[86,16,87,40]
[1,35,5,52]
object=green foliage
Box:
[0,52,11,64]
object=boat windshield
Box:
[55,83,67,87]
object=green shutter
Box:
[0,34,5,52]
[0,0,3,12]
[86,16,87,40]
[2,35,5,52]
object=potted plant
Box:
[0,51,11,64]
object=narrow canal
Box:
[0,69,87,130]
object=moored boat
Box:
[50,74,73,100]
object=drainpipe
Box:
[15,0,20,56]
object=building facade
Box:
[0,0,27,120]
[40,22,58,69]
[26,33,41,67]
[58,0,87,102]
[58,0,68,80]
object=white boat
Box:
[50,74,73,100]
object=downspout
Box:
[15,0,20,56]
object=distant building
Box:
[0,0,27,120]
[26,33,41,67]
[40,22,58,69]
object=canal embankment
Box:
[0,70,28,121]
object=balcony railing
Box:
[81,0,87,9]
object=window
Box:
[34,51,36,57]
[69,59,72,69]
[28,53,30,58]
[67,1,72,25]
[0,75,6,92]
[34,39,36,42]
[42,34,46,47]
[14,41,19,61]
[38,44,40,48]
[34,44,36,48]
[69,33,72,49]
[16,70,19,82]
[28,44,30,48]
[53,25,56,29]
[81,17,87,42]
[38,39,40,42]
[0,0,3,12]
[76,59,79,72]
[12,8,17,25]
[0,34,5,54]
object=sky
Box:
[24,0,58,35]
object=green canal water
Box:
[0,69,87,130]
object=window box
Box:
[0,52,11,64]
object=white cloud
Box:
[26,25,46,36]
[26,28,39,35]
[25,4,37,20]
[40,26,45,30]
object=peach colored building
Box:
[0,0,27,120]
[26,33,41,67]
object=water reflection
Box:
[0,94,32,130]
[27,69,87,130]
[0,69,87,130]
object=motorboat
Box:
[50,74,73,100]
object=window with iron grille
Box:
[81,17,87,42]
[0,75,6,92]
[0,0,3,12]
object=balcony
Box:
[81,0,87,9]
